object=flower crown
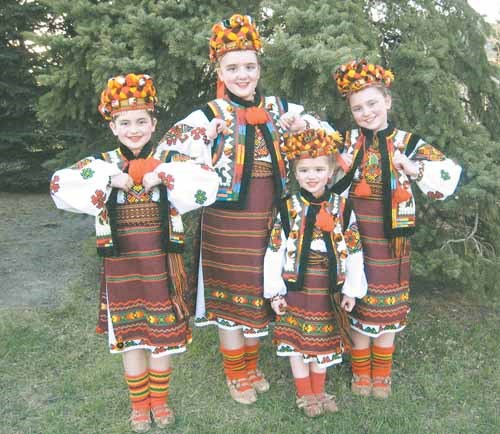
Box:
[334,59,394,97]
[282,129,342,160]
[98,73,158,121]
[209,14,262,62]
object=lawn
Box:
[0,194,498,434]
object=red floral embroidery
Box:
[91,189,106,209]
[158,172,175,190]
[50,176,60,194]
[427,191,444,200]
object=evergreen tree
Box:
[0,0,59,190]
[33,0,500,293]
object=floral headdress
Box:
[282,129,342,160]
[98,73,158,121]
[334,59,394,97]
[209,14,262,62]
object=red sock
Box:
[294,376,313,397]
[149,368,172,408]
[125,371,150,410]
[310,371,326,395]
[351,347,371,377]
[372,345,394,378]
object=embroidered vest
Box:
[95,147,184,257]
[206,96,289,207]
[272,193,347,291]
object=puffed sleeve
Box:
[153,160,219,214]
[263,215,288,299]
[341,209,367,299]
[156,110,214,165]
[50,157,122,216]
[408,142,461,200]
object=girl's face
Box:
[109,109,157,155]
[217,50,260,101]
[348,86,392,132]
[294,156,334,198]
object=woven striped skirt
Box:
[97,202,190,357]
[349,183,411,337]
[274,252,344,368]
[197,163,274,336]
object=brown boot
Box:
[296,394,324,418]
[315,392,339,413]
[129,408,151,433]
[351,374,372,397]
[372,376,392,399]
[248,369,270,393]
[226,377,257,404]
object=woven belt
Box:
[351,180,384,198]
[307,250,328,266]
[252,160,273,178]
[115,202,161,227]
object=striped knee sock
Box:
[294,376,313,397]
[244,342,260,372]
[351,347,371,377]
[125,371,150,410]
[149,368,172,408]
[372,345,394,379]
[310,371,326,395]
[220,346,253,392]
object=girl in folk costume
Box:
[332,60,462,399]
[264,129,367,417]
[157,14,310,404]
[50,73,218,432]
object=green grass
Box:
[1,260,499,433]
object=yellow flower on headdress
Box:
[281,129,342,161]
[334,59,395,97]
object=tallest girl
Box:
[158,14,308,404]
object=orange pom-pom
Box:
[244,106,269,125]
[354,178,372,197]
[315,206,335,232]
[128,158,162,185]
[393,183,412,203]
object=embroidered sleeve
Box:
[409,142,462,200]
[153,160,219,214]
[263,215,287,298]
[156,110,213,165]
[50,157,121,216]
[341,210,367,299]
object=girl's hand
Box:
[279,113,306,132]
[110,172,133,191]
[143,171,161,193]
[270,295,287,315]
[206,118,230,140]
[340,295,356,312]
[392,151,418,177]
[338,153,353,171]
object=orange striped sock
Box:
[125,371,150,410]
[372,345,394,378]
[294,376,313,397]
[149,368,172,408]
[351,347,371,377]
[244,342,260,371]
[220,346,252,391]
[310,371,326,395]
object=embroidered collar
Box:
[359,122,395,141]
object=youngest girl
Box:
[264,129,367,417]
